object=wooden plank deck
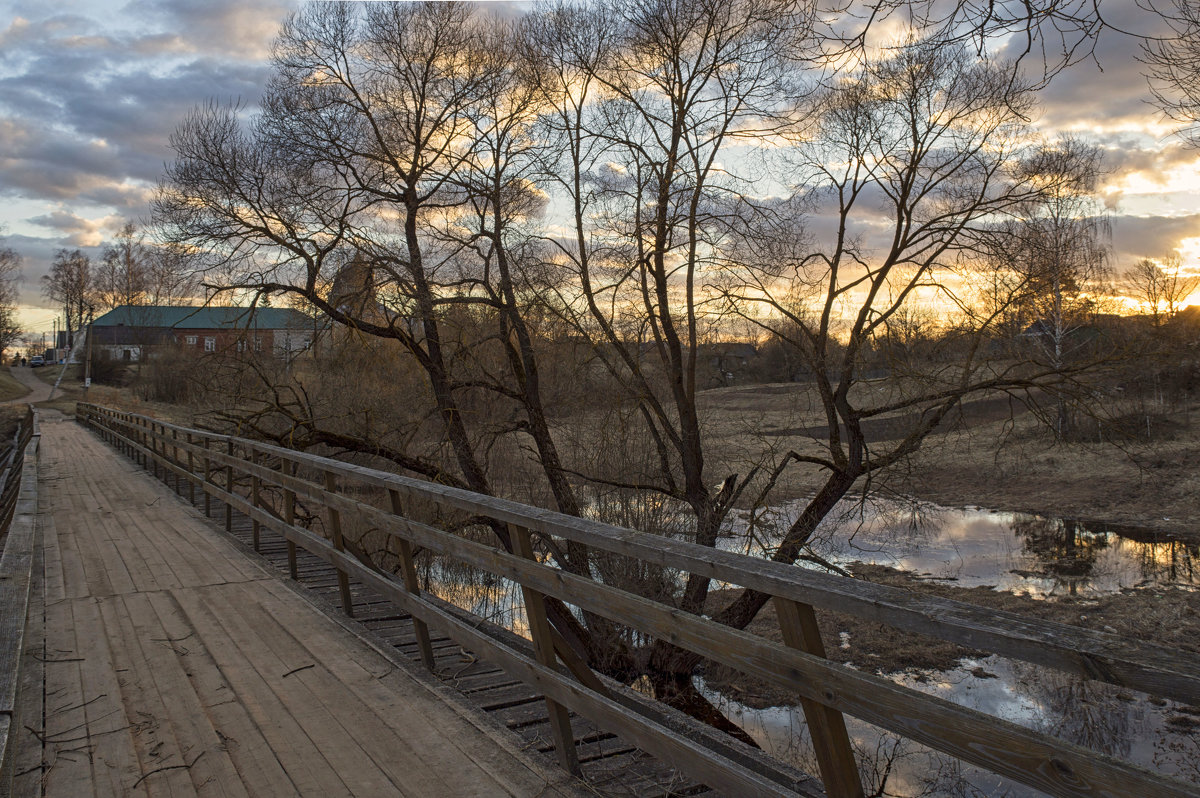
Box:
[11,410,588,798]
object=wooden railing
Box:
[0,408,39,797]
[77,403,1200,798]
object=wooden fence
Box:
[76,403,1200,798]
[0,408,39,797]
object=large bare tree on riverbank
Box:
[155,0,1119,740]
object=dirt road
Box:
[4,365,51,404]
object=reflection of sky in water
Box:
[699,656,1198,798]
[411,507,1197,796]
[724,499,1199,597]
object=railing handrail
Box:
[77,403,1200,798]
[0,406,39,796]
[77,404,1200,703]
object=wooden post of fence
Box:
[774,597,863,798]
[284,459,298,580]
[151,423,160,480]
[171,429,179,495]
[250,448,261,552]
[387,488,435,671]
[225,438,234,533]
[203,438,212,517]
[323,470,354,617]
[186,433,196,504]
[511,524,580,776]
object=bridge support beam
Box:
[775,597,863,798]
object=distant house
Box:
[89,305,319,362]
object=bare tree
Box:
[43,249,93,350]
[1123,254,1199,327]
[710,42,1113,630]
[1143,0,1200,146]
[0,239,22,359]
[95,221,148,310]
[1006,137,1112,438]
[154,0,1131,747]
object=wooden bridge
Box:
[0,403,1197,797]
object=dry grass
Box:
[0,369,30,402]
[695,382,1200,539]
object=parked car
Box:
[29,356,44,367]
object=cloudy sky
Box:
[1,0,1198,338]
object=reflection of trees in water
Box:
[1008,663,1133,759]
[1012,517,1107,593]
[1013,516,1199,592]
[704,687,1020,798]
[1129,538,1198,586]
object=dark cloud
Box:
[0,232,105,308]
[0,3,278,221]
[1110,213,1200,265]
[1,0,1197,328]
[0,0,292,318]
[122,0,293,60]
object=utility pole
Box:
[83,305,94,399]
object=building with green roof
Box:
[89,305,320,361]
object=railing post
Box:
[186,433,196,504]
[203,438,212,517]
[323,470,354,617]
[151,423,161,480]
[250,448,261,552]
[225,438,234,533]
[171,429,180,495]
[284,459,298,580]
[387,488,435,672]
[511,524,580,776]
[774,597,863,798]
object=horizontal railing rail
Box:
[77,403,1200,798]
[0,407,40,797]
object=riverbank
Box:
[698,384,1199,542]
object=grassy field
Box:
[0,368,30,402]
[695,381,1200,538]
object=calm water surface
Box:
[724,498,1198,596]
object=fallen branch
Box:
[131,751,205,789]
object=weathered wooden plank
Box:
[336,552,821,798]
[168,586,341,796]
[12,509,45,798]
[142,590,300,797]
[93,594,194,796]
[120,590,251,798]
[252,578,582,798]
[0,433,37,791]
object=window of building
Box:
[185,335,197,345]
[253,336,263,352]
[204,337,216,352]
